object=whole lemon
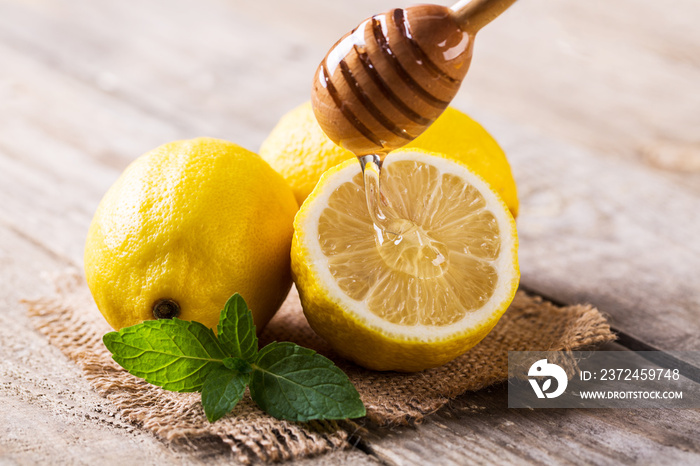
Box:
[84,138,298,332]
[260,102,518,217]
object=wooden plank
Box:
[0,0,313,151]
[4,0,699,190]
[453,0,700,195]
[360,345,700,465]
[363,377,700,465]
[482,115,700,354]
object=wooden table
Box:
[1,0,698,463]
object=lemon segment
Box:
[292,150,519,372]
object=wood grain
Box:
[485,113,700,355]
[1,0,699,464]
[364,379,700,465]
[456,0,700,193]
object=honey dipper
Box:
[311,0,517,156]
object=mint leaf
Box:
[201,366,250,422]
[103,319,227,392]
[224,357,253,374]
[217,293,258,361]
[102,294,366,424]
[249,342,366,421]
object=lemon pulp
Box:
[318,159,501,328]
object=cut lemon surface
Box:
[292,150,519,372]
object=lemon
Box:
[84,138,298,332]
[291,150,519,372]
[260,102,352,207]
[260,102,518,217]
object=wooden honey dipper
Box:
[311,0,517,156]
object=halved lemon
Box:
[292,150,519,372]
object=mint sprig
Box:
[103,293,366,423]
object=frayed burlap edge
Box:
[26,273,615,462]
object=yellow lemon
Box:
[84,138,298,332]
[292,150,519,372]
[260,102,518,217]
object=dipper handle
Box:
[450,0,518,34]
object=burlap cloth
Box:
[26,274,614,463]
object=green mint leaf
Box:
[103,319,227,392]
[223,357,253,374]
[217,293,258,361]
[201,366,250,423]
[249,342,366,422]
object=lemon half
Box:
[292,150,519,372]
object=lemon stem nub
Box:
[153,299,180,320]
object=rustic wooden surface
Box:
[1,0,699,464]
